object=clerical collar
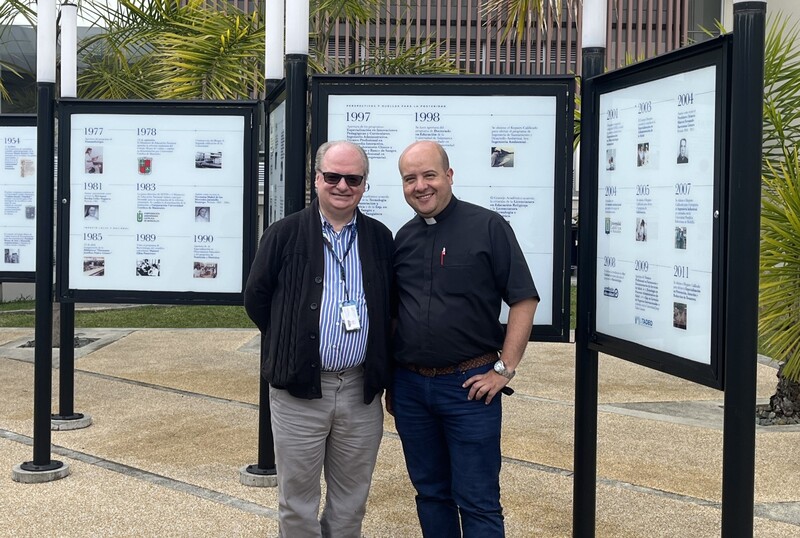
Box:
[420,196,457,225]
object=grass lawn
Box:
[0,302,255,329]
[0,286,578,330]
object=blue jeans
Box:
[393,364,504,538]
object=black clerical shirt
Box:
[393,197,539,368]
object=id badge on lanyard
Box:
[340,300,361,331]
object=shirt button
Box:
[310,334,317,340]
[311,363,318,368]
[310,302,318,310]
[314,276,322,284]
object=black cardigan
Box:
[244,199,394,403]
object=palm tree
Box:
[78,0,266,100]
[0,0,35,103]
[1,0,461,104]
[758,14,800,423]
[482,0,579,37]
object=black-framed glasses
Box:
[320,171,365,187]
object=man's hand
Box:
[463,371,509,404]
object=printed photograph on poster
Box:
[195,206,211,222]
[83,257,105,276]
[136,259,161,277]
[490,146,515,167]
[19,158,35,178]
[673,302,687,330]
[138,156,153,175]
[193,261,218,278]
[636,142,650,167]
[635,218,648,242]
[195,152,222,169]
[677,138,689,164]
[675,226,687,249]
[84,147,104,174]
[4,249,19,264]
[84,204,100,221]
[25,206,35,219]
[606,149,616,171]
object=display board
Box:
[56,101,259,304]
[266,83,287,227]
[311,76,574,341]
[0,115,36,282]
[586,36,731,388]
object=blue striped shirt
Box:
[318,212,369,371]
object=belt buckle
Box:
[430,367,437,376]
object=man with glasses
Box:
[245,140,394,537]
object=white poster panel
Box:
[328,94,557,325]
[0,126,37,273]
[68,114,245,293]
[267,100,287,226]
[595,66,717,364]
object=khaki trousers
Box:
[270,367,384,538]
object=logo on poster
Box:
[634,315,653,327]
[138,157,153,175]
[603,287,619,298]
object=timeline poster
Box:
[328,94,557,325]
[0,126,36,273]
[267,100,287,226]
[69,114,245,293]
[596,66,717,364]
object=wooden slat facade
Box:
[215,0,691,77]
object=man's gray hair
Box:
[314,141,369,177]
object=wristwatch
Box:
[493,359,515,380]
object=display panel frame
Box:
[56,100,260,305]
[311,75,575,342]
[585,36,732,389]
[266,81,287,228]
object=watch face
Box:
[494,360,504,374]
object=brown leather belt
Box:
[401,351,499,377]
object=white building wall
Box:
[722,0,800,29]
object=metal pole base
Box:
[13,461,70,483]
[239,464,278,487]
[51,413,92,431]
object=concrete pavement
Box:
[1,327,798,537]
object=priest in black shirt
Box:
[391,140,539,537]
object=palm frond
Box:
[481,0,580,38]
[344,41,458,76]
[760,148,800,381]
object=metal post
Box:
[49,2,90,432]
[16,81,66,477]
[573,47,604,538]
[13,0,70,482]
[721,2,765,536]
[574,1,607,528]
[245,370,276,478]
[241,89,279,480]
[56,302,76,418]
[52,302,89,426]
[284,53,309,215]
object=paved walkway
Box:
[1,327,798,537]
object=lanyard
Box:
[321,226,357,301]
